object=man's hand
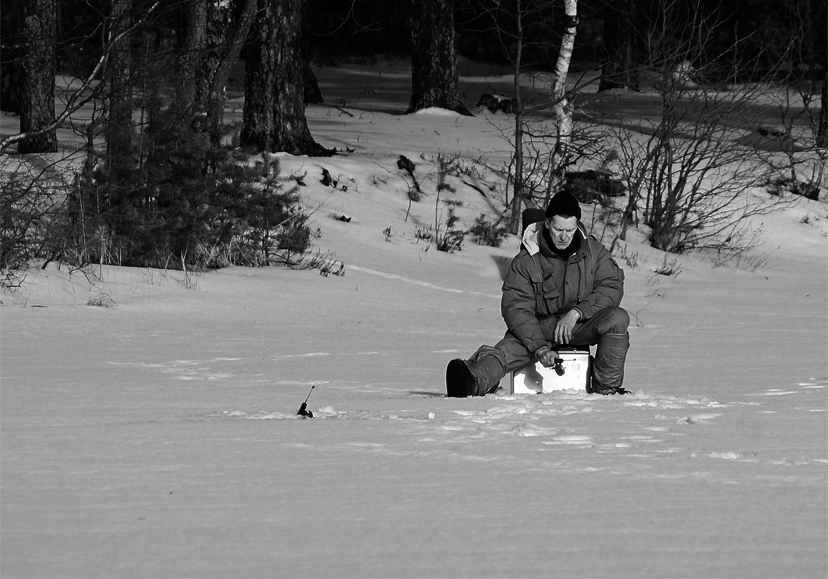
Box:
[553,309,581,344]
[536,347,558,368]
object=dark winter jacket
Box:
[500,221,625,355]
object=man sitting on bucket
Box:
[446,188,630,397]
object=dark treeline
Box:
[0,0,825,275]
[5,0,824,80]
[1,0,825,153]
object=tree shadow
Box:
[492,254,512,281]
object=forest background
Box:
[2,0,826,276]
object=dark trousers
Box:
[468,306,630,394]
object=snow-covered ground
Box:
[2,57,827,578]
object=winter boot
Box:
[446,351,507,397]
[590,332,630,395]
[446,359,476,398]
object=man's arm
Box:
[501,255,548,355]
[574,240,624,320]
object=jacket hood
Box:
[521,220,588,256]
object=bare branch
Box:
[1,1,161,154]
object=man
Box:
[446,189,630,397]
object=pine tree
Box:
[407,0,472,115]
[240,0,329,155]
[16,0,58,153]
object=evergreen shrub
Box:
[1,109,315,287]
[68,109,312,269]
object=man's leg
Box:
[469,332,537,395]
[542,306,631,394]
[446,332,532,397]
[590,331,630,394]
[567,306,630,346]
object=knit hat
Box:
[545,189,582,220]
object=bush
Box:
[437,227,465,253]
[1,167,64,272]
[764,175,821,201]
[436,200,465,253]
[1,109,315,285]
[433,156,466,253]
[469,214,509,247]
[67,110,312,269]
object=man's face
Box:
[546,215,578,250]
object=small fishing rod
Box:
[297,385,315,418]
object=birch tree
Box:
[466,0,594,234]
[544,0,577,200]
[507,0,527,233]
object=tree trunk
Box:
[302,0,323,104]
[0,1,24,115]
[17,0,58,154]
[546,0,577,204]
[179,0,208,112]
[598,0,639,92]
[508,0,525,235]
[407,0,472,116]
[106,0,133,171]
[202,0,256,140]
[819,67,827,148]
[241,0,328,155]
[816,0,828,149]
[180,0,255,142]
